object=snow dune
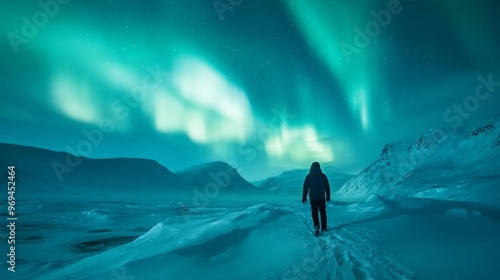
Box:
[33,204,293,280]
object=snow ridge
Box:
[34,204,290,280]
[337,116,500,204]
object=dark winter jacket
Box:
[302,162,331,201]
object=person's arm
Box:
[324,174,331,202]
[302,175,310,203]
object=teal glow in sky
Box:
[1,0,500,180]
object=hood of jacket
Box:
[309,162,322,175]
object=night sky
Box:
[1,0,500,180]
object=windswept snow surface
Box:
[4,196,500,280]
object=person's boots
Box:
[321,215,327,233]
[314,226,320,237]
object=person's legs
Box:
[319,200,327,231]
[310,200,320,230]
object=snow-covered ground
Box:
[1,116,500,279]
[3,197,500,280]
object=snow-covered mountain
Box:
[0,143,188,201]
[0,144,264,202]
[175,161,259,193]
[336,115,500,205]
[258,169,307,194]
[258,165,354,196]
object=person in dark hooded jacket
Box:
[302,162,330,235]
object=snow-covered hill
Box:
[258,166,354,196]
[0,143,188,201]
[175,161,259,194]
[336,115,500,205]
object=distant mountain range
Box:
[3,115,498,204]
[336,115,500,206]
[0,143,186,201]
[257,165,354,196]
[176,161,258,193]
[0,144,263,201]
